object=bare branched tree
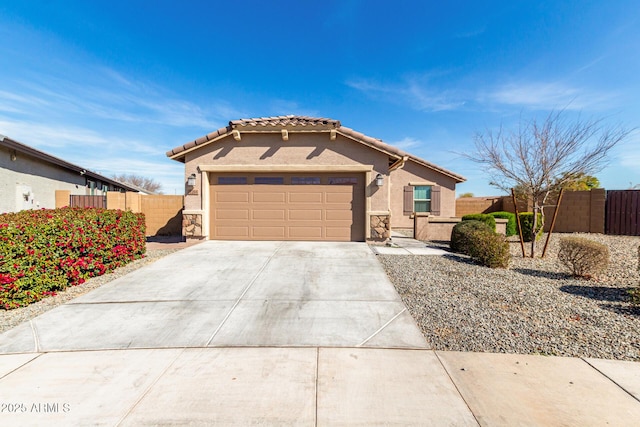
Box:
[465,110,630,257]
[112,174,163,194]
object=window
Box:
[87,180,96,196]
[218,177,247,185]
[255,177,284,185]
[328,177,358,185]
[291,177,321,185]
[414,186,431,212]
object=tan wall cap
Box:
[408,181,436,186]
[428,217,462,223]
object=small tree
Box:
[466,110,629,257]
[112,174,163,194]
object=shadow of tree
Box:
[560,284,634,303]
[598,303,640,316]
[512,268,571,280]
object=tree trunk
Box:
[530,205,539,257]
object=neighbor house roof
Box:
[0,134,140,192]
[166,115,466,183]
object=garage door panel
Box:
[289,209,323,220]
[289,227,323,238]
[216,209,249,220]
[216,192,250,203]
[289,193,323,203]
[326,210,353,221]
[210,179,363,241]
[216,226,250,238]
[253,192,286,203]
[252,226,286,238]
[326,192,353,203]
[252,210,286,220]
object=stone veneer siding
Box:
[183,214,203,238]
[370,214,390,240]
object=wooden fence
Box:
[606,190,640,236]
[70,195,107,209]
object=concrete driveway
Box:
[1,241,639,426]
[0,241,427,352]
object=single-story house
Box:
[0,135,139,213]
[166,116,465,241]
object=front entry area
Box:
[209,173,365,241]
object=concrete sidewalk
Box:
[370,231,450,255]
[1,241,639,425]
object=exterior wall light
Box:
[375,173,384,187]
[187,173,196,187]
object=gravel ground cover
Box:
[0,248,178,334]
[379,233,640,361]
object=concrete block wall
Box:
[544,188,605,233]
[141,195,184,236]
[455,197,504,217]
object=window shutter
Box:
[403,186,413,215]
[431,186,441,216]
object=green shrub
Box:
[461,214,496,231]
[450,220,493,255]
[467,230,511,268]
[489,211,517,236]
[557,236,609,279]
[0,208,145,309]
[518,212,544,242]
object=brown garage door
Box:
[209,174,364,241]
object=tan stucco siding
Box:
[183,132,390,212]
[390,160,457,229]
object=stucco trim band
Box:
[197,165,373,173]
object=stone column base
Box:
[370,214,391,241]
[183,213,203,238]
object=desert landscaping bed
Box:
[379,233,640,361]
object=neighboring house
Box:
[0,135,139,213]
[167,116,466,241]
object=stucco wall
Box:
[390,160,458,229]
[183,132,390,212]
[0,145,95,213]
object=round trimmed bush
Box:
[489,211,517,236]
[450,220,493,255]
[467,229,511,268]
[461,214,496,231]
[558,236,609,279]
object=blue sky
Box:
[1,0,638,195]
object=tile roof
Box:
[166,115,465,182]
[230,116,340,128]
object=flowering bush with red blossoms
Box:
[0,208,145,309]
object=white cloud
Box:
[347,77,465,112]
[389,137,423,150]
[0,119,107,148]
[482,81,617,111]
